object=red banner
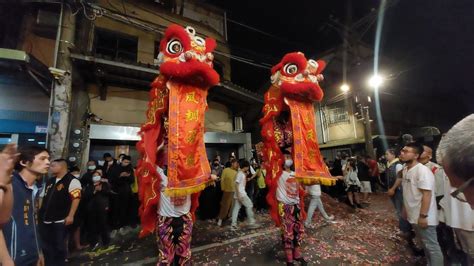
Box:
[285,97,334,185]
[166,81,211,196]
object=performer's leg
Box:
[304,197,317,227]
[314,196,332,220]
[176,213,193,265]
[241,195,256,225]
[218,192,232,221]
[156,215,175,265]
[347,191,354,206]
[230,199,242,227]
[280,203,295,263]
[293,205,306,264]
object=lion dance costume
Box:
[136,24,219,265]
[260,52,336,265]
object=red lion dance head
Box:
[156,24,219,87]
[136,24,219,237]
[260,52,335,226]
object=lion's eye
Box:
[283,63,298,75]
[166,39,183,55]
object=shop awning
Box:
[0,48,53,95]
[70,53,263,105]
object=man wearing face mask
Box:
[102,153,116,178]
[81,160,97,187]
[217,159,239,226]
[83,171,111,250]
[108,155,134,234]
[277,150,308,266]
[230,159,259,230]
[211,158,223,177]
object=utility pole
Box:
[361,105,375,158]
[48,3,76,160]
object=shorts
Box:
[360,181,372,193]
[346,185,360,193]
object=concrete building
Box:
[0,0,262,167]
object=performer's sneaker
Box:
[230,225,238,231]
[248,223,259,229]
[304,223,314,229]
[295,257,308,266]
[324,215,336,224]
[217,219,222,226]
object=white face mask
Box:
[88,165,96,171]
[92,175,101,183]
[285,159,293,168]
[73,174,80,178]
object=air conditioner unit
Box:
[233,116,243,133]
[36,9,59,28]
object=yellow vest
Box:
[257,168,266,189]
[131,169,138,193]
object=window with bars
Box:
[94,28,138,63]
[326,107,350,125]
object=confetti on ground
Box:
[69,194,422,266]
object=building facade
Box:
[0,0,261,167]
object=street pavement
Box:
[69,193,423,265]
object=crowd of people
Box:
[321,138,473,265]
[0,115,472,265]
[0,148,140,265]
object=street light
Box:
[340,83,350,93]
[368,74,384,88]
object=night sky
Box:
[207,0,474,131]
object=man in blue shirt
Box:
[0,146,50,266]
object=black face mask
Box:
[213,163,219,167]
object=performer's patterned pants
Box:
[279,203,304,249]
[156,213,193,266]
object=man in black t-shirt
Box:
[108,155,134,233]
[356,156,372,204]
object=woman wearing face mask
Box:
[70,166,81,179]
[84,171,111,251]
[81,160,98,187]
[276,150,308,266]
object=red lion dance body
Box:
[260,52,336,226]
[136,24,219,238]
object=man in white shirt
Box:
[389,142,443,266]
[439,173,474,265]
[436,114,474,209]
[435,114,474,264]
[156,166,217,265]
[230,160,258,231]
[304,183,334,228]
[277,150,307,266]
[419,145,445,206]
